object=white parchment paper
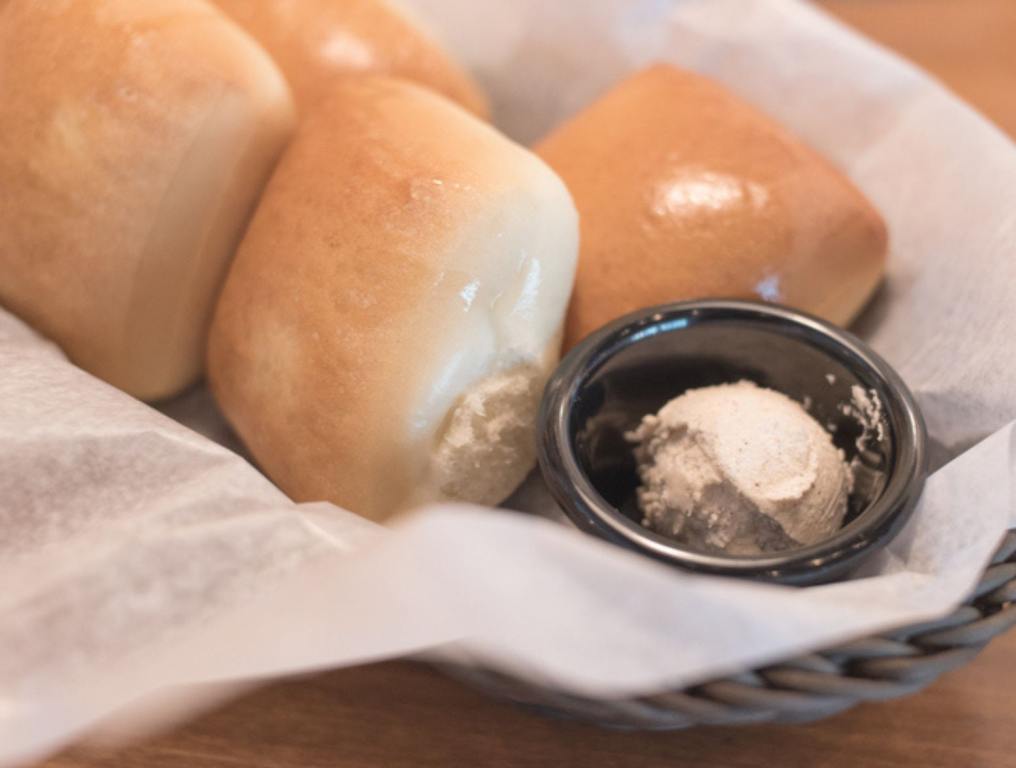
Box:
[2,0,1015,763]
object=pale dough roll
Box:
[211,0,489,117]
[0,0,296,400]
[207,77,578,520]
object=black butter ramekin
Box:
[537,300,927,586]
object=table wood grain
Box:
[46,631,1016,768]
[825,0,1016,138]
[44,2,1016,766]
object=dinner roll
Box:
[0,0,295,400]
[536,64,888,349]
[211,0,489,117]
[207,77,577,521]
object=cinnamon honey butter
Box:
[626,380,853,554]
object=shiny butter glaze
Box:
[536,64,888,349]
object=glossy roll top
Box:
[536,64,888,349]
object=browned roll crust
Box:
[0,0,296,400]
[207,77,577,520]
[536,64,888,349]
[212,0,489,117]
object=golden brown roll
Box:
[0,0,295,400]
[207,77,577,521]
[535,64,888,349]
[211,0,489,117]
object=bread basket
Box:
[2,1,1016,759]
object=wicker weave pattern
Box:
[447,531,1016,728]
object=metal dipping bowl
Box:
[537,300,927,585]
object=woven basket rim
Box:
[443,530,1016,729]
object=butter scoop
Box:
[627,380,852,555]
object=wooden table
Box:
[47,2,1016,767]
[46,636,1016,768]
